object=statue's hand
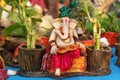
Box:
[50,46,57,54]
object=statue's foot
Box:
[55,68,60,76]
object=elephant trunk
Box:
[56,17,69,39]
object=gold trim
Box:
[0,55,5,68]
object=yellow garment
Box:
[67,56,86,72]
[0,0,6,7]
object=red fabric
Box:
[0,57,8,80]
[37,37,49,52]
[0,60,3,69]
[29,0,47,9]
[1,34,5,44]
[13,43,25,58]
[41,52,51,71]
[0,69,8,80]
[51,49,80,71]
[29,0,37,5]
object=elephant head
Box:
[52,17,77,40]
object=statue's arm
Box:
[49,29,58,54]
[73,30,86,55]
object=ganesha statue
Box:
[49,17,86,76]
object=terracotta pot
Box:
[102,32,118,46]
[81,40,94,47]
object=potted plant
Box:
[82,0,112,75]
[3,0,46,77]
[100,10,118,46]
[94,2,120,46]
[0,0,18,67]
[86,17,112,74]
[70,0,95,47]
[108,2,120,66]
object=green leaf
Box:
[32,18,42,26]
[59,0,65,3]
[0,7,2,19]
[8,11,21,23]
[25,7,38,17]
[107,11,117,20]
[59,6,71,18]
[70,0,78,8]
[4,0,10,4]
[3,23,27,37]
[85,21,93,33]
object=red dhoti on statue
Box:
[51,49,80,71]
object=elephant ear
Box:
[52,18,62,30]
[69,19,78,29]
